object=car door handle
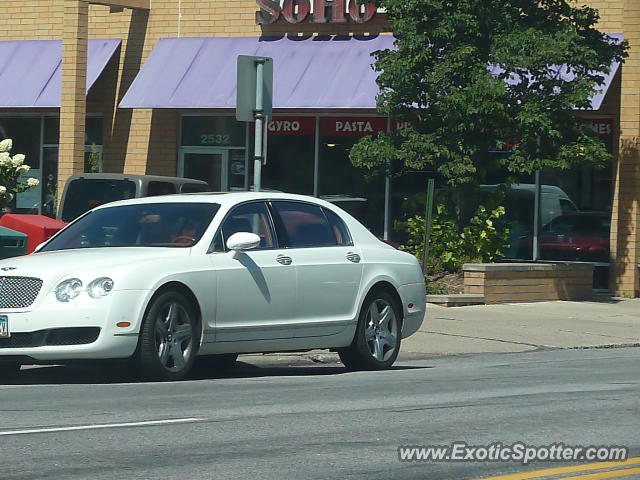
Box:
[276,255,293,265]
[346,252,361,263]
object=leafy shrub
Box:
[405,202,510,274]
[426,282,450,295]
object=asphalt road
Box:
[1,348,638,480]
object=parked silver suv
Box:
[57,173,209,222]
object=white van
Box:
[481,183,578,226]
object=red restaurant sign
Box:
[250,116,316,136]
[256,0,377,25]
[320,117,387,137]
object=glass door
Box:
[179,148,228,191]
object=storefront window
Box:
[42,146,58,218]
[388,119,428,244]
[390,171,433,245]
[0,116,105,216]
[86,117,104,146]
[43,117,60,145]
[318,117,387,236]
[538,168,611,288]
[85,117,104,173]
[536,117,614,288]
[0,117,41,169]
[0,117,42,211]
[391,160,536,270]
[43,116,103,148]
[85,148,102,173]
[248,116,315,194]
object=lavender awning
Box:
[0,38,121,108]
[489,33,622,110]
[119,36,395,109]
[119,34,621,111]
[495,61,621,110]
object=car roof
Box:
[67,173,208,185]
[91,191,340,211]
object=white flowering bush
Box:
[0,139,40,211]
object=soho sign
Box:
[256,0,377,25]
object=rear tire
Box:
[339,290,401,371]
[135,291,199,381]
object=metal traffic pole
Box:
[253,59,265,192]
[421,178,435,274]
[532,169,541,261]
[532,135,542,261]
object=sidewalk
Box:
[252,297,640,367]
[401,297,640,357]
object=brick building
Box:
[0,0,637,296]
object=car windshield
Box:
[42,202,219,251]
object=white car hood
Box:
[0,247,190,283]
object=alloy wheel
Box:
[154,301,194,372]
[363,298,398,362]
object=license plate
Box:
[0,316,9,338]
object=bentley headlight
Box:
[87,277,114,299]
[55,278,83,302]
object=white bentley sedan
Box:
[0,193,425,380]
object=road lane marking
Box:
[0,417,207,436]
[467,457,640,480]
[559,467,640,479]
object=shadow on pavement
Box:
[0,360,431,386]
[591,293,629,304]
[191,361,429,381]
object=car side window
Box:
[560,198,577,214]
[323,208,353,246]
[213,202,276,252]
[181,183,208,193]
[147,181,177,196]
[576,216,611,235]
[548,216,576,234]
[272,201,337,248]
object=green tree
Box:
[350,0,628,184]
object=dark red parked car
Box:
[518,212,611,262]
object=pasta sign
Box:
[256,0,377,25]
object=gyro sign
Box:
[256,0,377,25]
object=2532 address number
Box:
[200,134,231,145]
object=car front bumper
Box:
[0,289,149,361]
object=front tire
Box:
[339,290,402,371]
[135,291,198,381]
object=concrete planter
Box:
[463,262,594,304]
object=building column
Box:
[58,0,88,206]
[610,0,640,296]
